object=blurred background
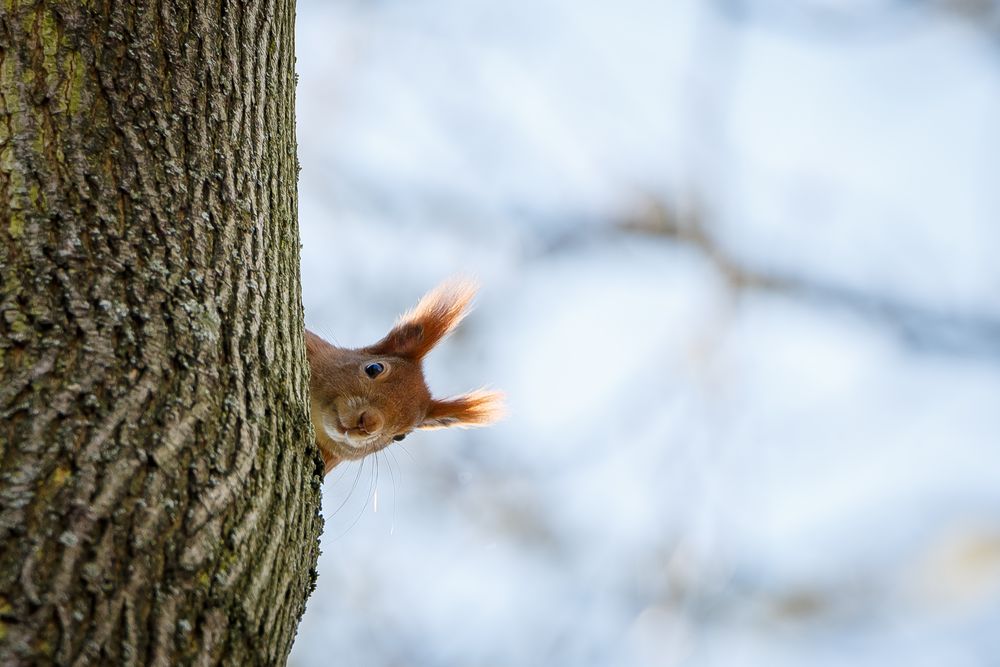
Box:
[290,1,1000,665]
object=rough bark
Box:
[0,1,324,665]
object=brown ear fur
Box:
[418,389,506,430]
[367,278,479,360]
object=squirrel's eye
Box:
[364,362,385,378]
[393,434,406,442]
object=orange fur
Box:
[420,389,508,429]
[307,278,504,474]
[367,278,479,360]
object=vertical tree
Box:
[0,1,323,664]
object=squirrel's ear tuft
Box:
[418,389,506,430]
[367,277,479,360]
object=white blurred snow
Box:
[290,1,1000,666]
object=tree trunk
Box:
[0,1,323,665]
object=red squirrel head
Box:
[307,279,505,474]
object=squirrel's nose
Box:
[357,410,384,435]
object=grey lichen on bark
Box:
[0,1,324,665]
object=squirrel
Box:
[306,278,505,475]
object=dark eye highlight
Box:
[364,362,385,378]
[392,434,407,442]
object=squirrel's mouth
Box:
[322,411,374,454]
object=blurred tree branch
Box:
[621,199,1000,360]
